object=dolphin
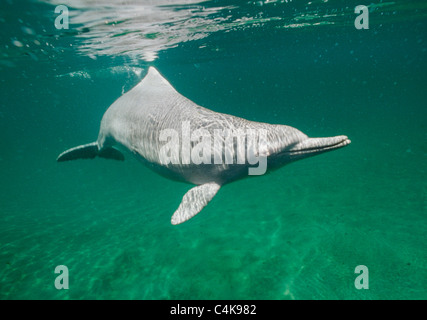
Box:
[57,67,350,225]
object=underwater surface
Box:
[0,0,426,299]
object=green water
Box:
[0,0,426,300]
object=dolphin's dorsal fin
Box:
[171,182,221,225]
[135,67,177,93]
[145,67,168,84]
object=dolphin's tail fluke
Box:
[57,142,124,162]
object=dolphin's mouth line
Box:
[285,136,351,156]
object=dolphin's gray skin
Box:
[57,67,350,225]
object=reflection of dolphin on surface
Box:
[57,67,350,225]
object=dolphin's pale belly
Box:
[130,150,248,185]
[107,113,264,185]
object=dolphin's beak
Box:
[285,135,351,157]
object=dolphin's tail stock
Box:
[57,142,124,162]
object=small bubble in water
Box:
[12,39,23,47]
[21,26,35,35]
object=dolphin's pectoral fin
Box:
[171,182,221,225]
[57,142,124,162]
